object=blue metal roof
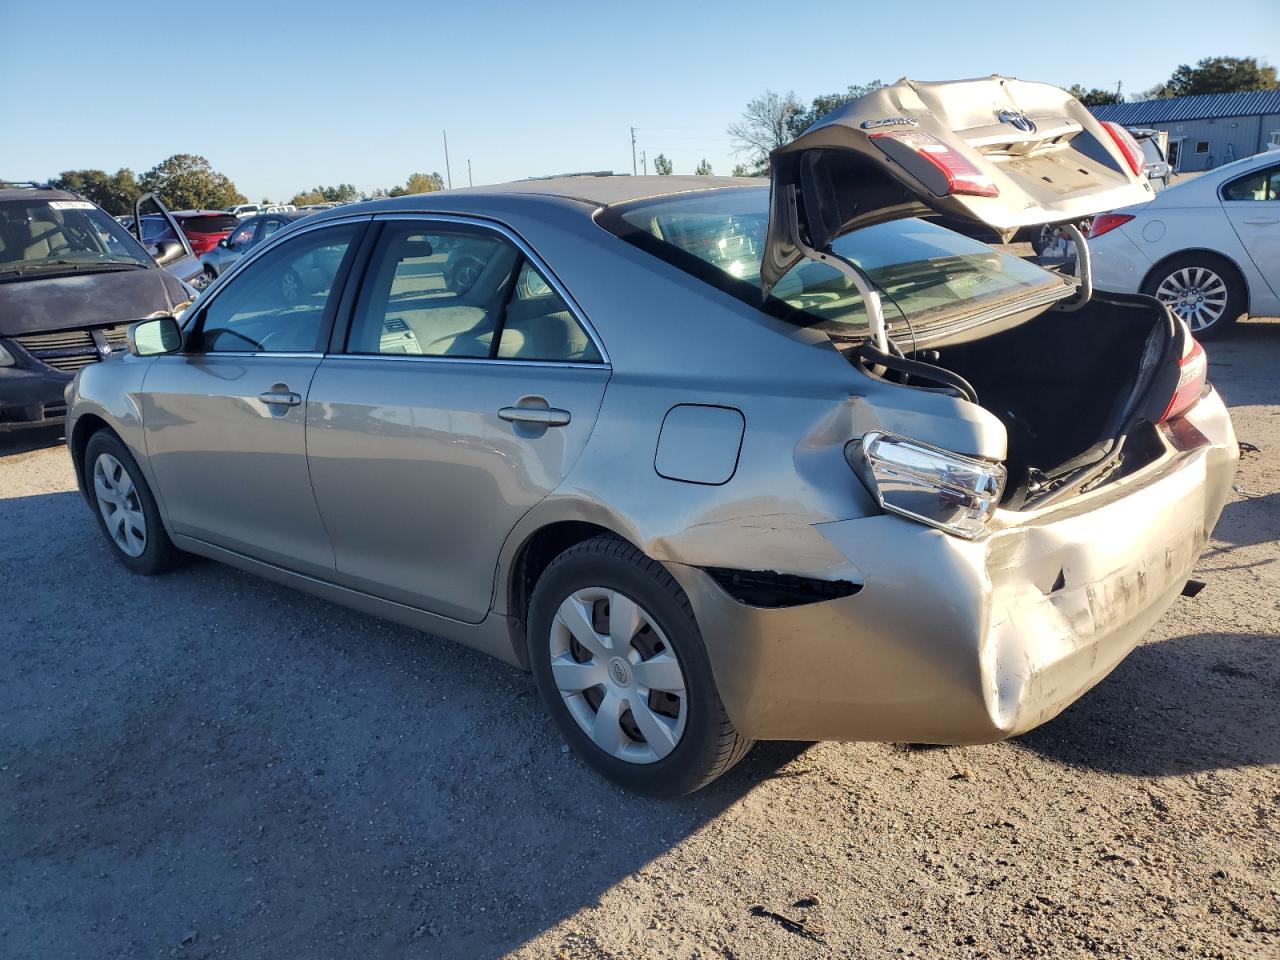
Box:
[1091,90,1280,125]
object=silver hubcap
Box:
[93,453,147,557]
[281,270,300,303]
[1156,267,1228,331]
[550,588,687,764]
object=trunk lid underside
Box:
[762,75,1154,296]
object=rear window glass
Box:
[180,214,238,233]
[600,187,1068,339]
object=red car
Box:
[166,210,239,255]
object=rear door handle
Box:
[258,391,302,407]
[498,406,571,427]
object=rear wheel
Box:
[1143,254,1245,339]
[85,431,180,575]
[527,537,753,796]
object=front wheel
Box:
[85,431,180,575]
[1143,254,1245,339]
[527,537,754,797]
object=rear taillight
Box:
[1160,337,1207,423]
[1089,213,1135,238]
[870,130,999,198]
[1100,121,1145,177]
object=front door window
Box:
[197,224,358,353]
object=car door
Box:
[141,218,367,576]
[305,215,610,623]
[1220,162,1280,303]
[132,192,206,288]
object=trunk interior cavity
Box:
[857,296,1176,508]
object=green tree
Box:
[1163,56,1278,97]
[289,188,326,206]
[730,163,754,178]
[1068,84,1123,106]
[49,168,140,215]
[728,89,803,174]
[138,154,245,210]
[787,81,884,137]
[694,158,713,176]
[404,172,445,194]
[653,153,674,176]
[289,183,360,205]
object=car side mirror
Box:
[153,239,186,266]
[127,316,183,357]
[217,237,229,248]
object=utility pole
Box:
[1115,80,1123,101]
[630,126,637,176]
[467,159,473,187]
[641,150,647,175]
[443,130,452,189]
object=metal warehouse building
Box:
[1092,90,1280,173]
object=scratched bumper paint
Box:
[667,388,1237,744]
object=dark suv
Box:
[0,184,194,434]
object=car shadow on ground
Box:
[0,489,813,959]
[1205,490,1280,553]
[1016,630,1278,776]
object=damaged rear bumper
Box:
[667,388,1237,743]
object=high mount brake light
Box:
[1089,213,1135,238]
[1100,121,1145,178]
[1160,337,1207,423]
[869,130,1000,198]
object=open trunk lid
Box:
[762,75,1155,295]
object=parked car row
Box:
[51,76,1237,797]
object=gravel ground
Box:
[1,320,1276,960]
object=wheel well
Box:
[506,520,621,667]
[1141,248,1249,312]
[69,414,112,496]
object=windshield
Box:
[601,187,1069,340]
[0,198,151,272]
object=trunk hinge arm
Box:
[783,185,891,352]
[1054,222,1093,312]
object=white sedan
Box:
[1089,149,1280,337]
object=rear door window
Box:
[346,222,601,362]
[1222,166,1280,201]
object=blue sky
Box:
[2,0,1276,201]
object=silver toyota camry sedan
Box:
[67,77,1237,796]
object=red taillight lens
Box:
[870,130,999,198]
[1089,213,1135,238]
[1100,121,1145,178]
[1160,337,1207,423]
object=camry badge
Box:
[861,117,919,130]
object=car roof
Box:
[314,175,765,220]
[0,186,85,203]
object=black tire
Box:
[84,430,181,575]
[1142,253,1246,340]
[527,536,754,797]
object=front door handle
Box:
[498,405,571,427]
[1243,217,1277,225]
[258,390,302,407]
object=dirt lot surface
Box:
[2,321,1277,960]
